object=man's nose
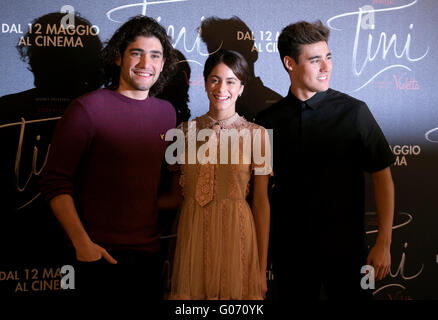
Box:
[320,59,330,72]
[137,54,148,68]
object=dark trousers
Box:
[72,249,163,299]
[274,253,373,300]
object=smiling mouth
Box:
[317,75,328,80]
[213,95,230,101]
[134,70,154,77]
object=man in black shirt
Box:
[256,20,395,300]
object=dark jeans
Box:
[72,249,163,299]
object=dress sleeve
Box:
[251,125,273,176]
[39,99,94,201]
[356,102,395,173]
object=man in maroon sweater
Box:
[40,16,177,298]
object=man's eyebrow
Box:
[129,48,144,52]
[128,48,163,55]
[308,52,331,60]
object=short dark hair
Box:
[203,49,250,85]
[102,15,177,96]
[278,20,330,66]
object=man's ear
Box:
[115,52,122,67]
[283,56,296,72]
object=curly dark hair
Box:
[102,15,177,96]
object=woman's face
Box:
[205,63,244,116]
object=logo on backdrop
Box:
[376,72,420,91]
[371,0,396,5]
[0,264,75,293]
[389,145,421,166]
[0,6,103,210]
[0,118,60,210]
[236,30,280,54]
[106,0,188,23]
[327,0,429,92]
[3,6,100,48]
[365,211,424,299]
[425,127,438,143]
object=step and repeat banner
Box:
[0,0,437,299]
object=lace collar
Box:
[196,112,243,130]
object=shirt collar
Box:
[198,112,242,129]
[286,88,329,110]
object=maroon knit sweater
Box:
[40,88,176,252]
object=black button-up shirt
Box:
[256,88,395,257]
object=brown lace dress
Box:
[169,113,272,300]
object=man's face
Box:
[285,41,332,101]
[116,35,165,100]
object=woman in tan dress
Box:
[167,49,271,300]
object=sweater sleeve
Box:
[39,99,94,201]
